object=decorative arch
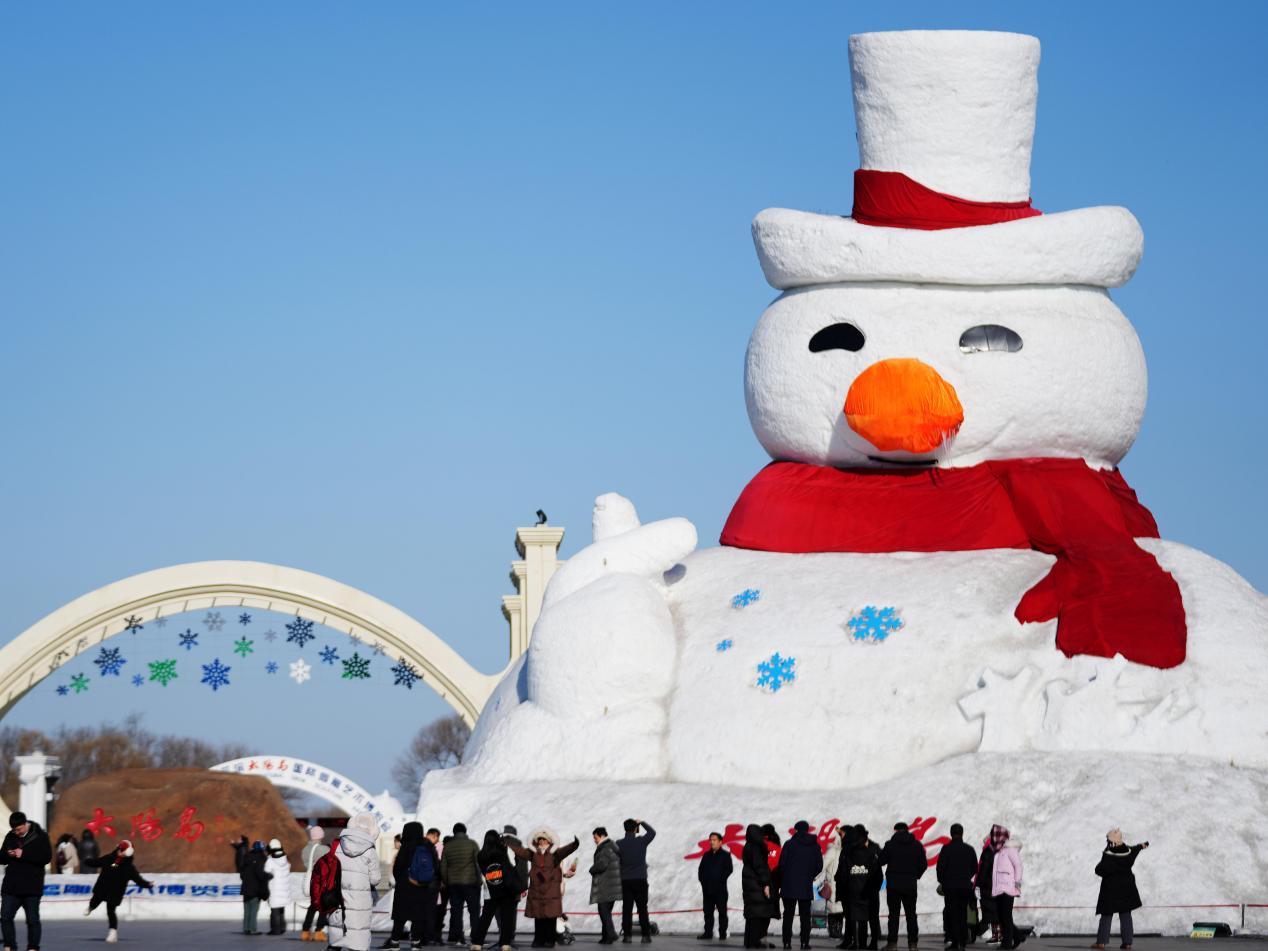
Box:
[0,560,501,727]
[210,755,406,834]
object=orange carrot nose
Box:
[844,358,964,455]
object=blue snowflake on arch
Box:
[755,652,796,693]
[123,615,144,635]
[846,606,904,643]
[94,646,127,677]
[286,617,316,647]
[131,674,145,687]
[56,685,70,697]
[178,629,199,651]
[391,657,420,689]
[265,661,279,675]
[238,612,252,626]
[731,588,761,609]
[200,658,231,691]
[319,645,339,666]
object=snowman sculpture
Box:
[424,31,1267,930]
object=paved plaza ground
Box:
[33,923,1268,950]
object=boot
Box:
[302,932,312,942]
[314,933,327,944]
[106,929,119,944]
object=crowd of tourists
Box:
[0,809,1149,951]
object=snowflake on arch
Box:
[238,612,252,626]
[94,646,127,677]
[265,661,279,674]
[755,652,796,693]
[69,673,90,694]
[148,658,178,687]
[123,615,144,635]
[262,629,278,643]
[178,629,199,651]
[286,617,316,647]
[200,658,231,691]
[319,645,339,666]
[289,658,312,684]
[56,685,69,697]
[342,652,371,680]
[131,674,145,687]
[846,605,904,643]
[391,657,420,689]
[233,637,254,657]
[202,611,226,632]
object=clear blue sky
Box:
[2,2,1265,804]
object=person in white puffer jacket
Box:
[328,813,382,951]
[265,838,293,935]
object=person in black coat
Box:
[935,825,978,951]
[1,812,52,951]
[697,832,734,941]
[975,838,997,944]
[836,827,879,951]
[239,840,272,935]
[778,822,823,950]
[388,821,433,949]
[1093,831,1148,951]
[879,823,927,951]
[742,825,776,949]
[84,839,154,942]
[78,827,101,866]
[472,829,520,950]
[857,827,882,951]
[832,825,856,950]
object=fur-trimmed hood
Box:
[529,826,559,850]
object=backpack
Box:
[311,838,343,913]
[408,842,435,885]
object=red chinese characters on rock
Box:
[684,816,949,868]
[131,808,164,842]
[85,807,117,838]
[172,807,206,843]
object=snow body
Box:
[421,29,1268,931]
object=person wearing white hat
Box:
[83,839,154,944]
[265,838,293,936]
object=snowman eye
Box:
[959,324,1023,354]
[808,322,865,353]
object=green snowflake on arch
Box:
[148,658,179,687]
[341,652,371,680]
[69,673,90,694]
[233,637,255,657]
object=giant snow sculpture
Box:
[422,31,1268,933]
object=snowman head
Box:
[746,31,1146,470]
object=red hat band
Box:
[852,169,1043,231]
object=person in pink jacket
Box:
[989,829,1023,950]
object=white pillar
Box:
[505,525,564,660]
[15,751,61,830]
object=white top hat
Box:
[752,30,1143,289]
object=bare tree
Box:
[0,716,248,805]
[391,715,470,805]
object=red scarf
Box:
[720,459,1186,669]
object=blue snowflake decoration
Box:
[390,657,420,689]
[731,588,761,609]
[200,658,231,691]
[178,629,199,651]
[755,652,796,693]
[265,661,279,674]
[238,612,252,626]
[123,615,144,635]
[716,639,734,653]
[131,674,145,687]
[203,611,225,631]
[286,617,316,647]
[262,629,278,642]
[846,605,904,644]
[153,616,168,628]
[94,646,127,677]
[56,684,69,696]
[319,645,339,666]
